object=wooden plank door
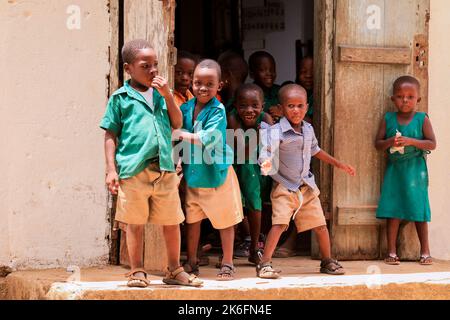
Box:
[122,0,177,271]
[328,0,430,260]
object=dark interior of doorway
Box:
[175,0,316,258]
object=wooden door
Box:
[318,0,430,260]
[115,0,176,271]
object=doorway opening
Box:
[175,0,321,259]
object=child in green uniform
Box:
[228,84,274,264]
[174,59,244,280]
[248,51,282,122]
[375,76,437,265]
[100,39,202,287]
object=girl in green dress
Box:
[228,84,274,265]
[375,76,437,266]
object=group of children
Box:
[100,39,437,288]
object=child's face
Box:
[280,90,308,126]
[298,58,313,91]
[235,90,263,128]
[391,83,421,113]
[192,67,222,105]
[252,57,276,89]
[174,58,195,94]
[124,48,158,89]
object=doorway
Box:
[175,0,317,258]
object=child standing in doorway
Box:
[228,84,274,264]
[248,51,283,122]
[100,39,202,287]
[375,75,437,265]
[258,84,355,279]
[174,59,244,280]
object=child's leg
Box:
[219,226,235,265]
[415,222,431,256]
[163,224,181,270]
[312,225,331,260]
[186,221,201,265]
[248,210,262,253]
[126,224,145,276]
[386,218,401,256]
[261,225,286,263]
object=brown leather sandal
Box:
[125,268,151,288]
[163,266,203,287]
[320,258,346,275]
[384,254,401,265]
[217,263,236,281]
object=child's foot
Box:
[163,266,203,287]
[248,249,263,265]
[384,254,401,265]
[183,261,200,276]
[320,258,346,275]
[125,269,151,288]
[216,263,236,281]
[256,261,281,279]
[419,255,433,265]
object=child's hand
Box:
[172,129,185,141]
[268,105,283,119]
[260,159,272,176]
[394,136,414,147]
[337,162,356,176]
[106,170,119,195]
[152,75,171,97]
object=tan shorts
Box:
[185,166,243,229]
[270,182,326,233]
[115,162,184,226]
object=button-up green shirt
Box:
[100,80,175,179]
[180,97,233,188]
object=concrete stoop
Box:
[3,258,450,300]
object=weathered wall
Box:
[0,0,111,269]
[428,0,450,260]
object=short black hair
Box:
[278,84,307,104]
[393,75,421,92]
[235,83,264,102]
[218,50,249,83]
[121,39,153,64]
[248,51,276,72]
[177,50,197,65]
[196,59,222,80]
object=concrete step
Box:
[4,257,450,300]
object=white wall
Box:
[428,0,450,260]
[0,0,111,269]
[243,0,314,83]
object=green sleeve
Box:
[100,95,121,136]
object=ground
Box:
[3,256,450,300]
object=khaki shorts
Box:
[115,162,184,226]
[270,182,326,233]
[185,166,243,229]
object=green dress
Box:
[376,112,431,222]
[231,110,272,211]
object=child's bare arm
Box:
[172,130,202,145]
[395,116,437,151]
[104,130,119,195]
[375,118,396,151]
[314,150,356,176]
[152,76,183,129]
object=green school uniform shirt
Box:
[262,84,281,113]
[100,80,175,179]
[180,97,234,188]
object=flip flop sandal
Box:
[320,258,346,275]
[256,262,281,279]
[125,268,151,288]
[384,254,401,265]
[419,255,433,265]
[163,266,203,287]
[217,263,236,281]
